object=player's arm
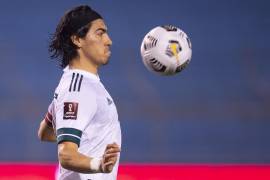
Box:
[58,141,120,173]
[38,118,56,142]
[38,101,56,142]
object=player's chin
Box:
[101,57,110,65]
[102,55,111,65]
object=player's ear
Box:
[71,35,82,48]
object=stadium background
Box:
[0,0,269,179]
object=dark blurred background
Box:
[0,0,269,163]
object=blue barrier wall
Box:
[0,0,269,163]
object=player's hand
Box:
[100,143,121,173]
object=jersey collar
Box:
[63,66,100,81]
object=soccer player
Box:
[38,5,121,180]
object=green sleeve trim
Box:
[57,135,80,147]
[57,128,82,138]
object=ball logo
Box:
[170,43,179,62]
[63,102,78,120]
[166,40,181,64]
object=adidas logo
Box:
[107,97,113,105]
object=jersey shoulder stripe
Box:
[68,73,84,92]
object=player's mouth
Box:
[105,49,111,56]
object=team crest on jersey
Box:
[63,102,78,120]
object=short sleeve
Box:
[55,86,97,147]
[44,102,53,127]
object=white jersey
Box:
[47,67,121,180]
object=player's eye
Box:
[96,29,106,36]
[96,31,103,36]
[96,28,107,36]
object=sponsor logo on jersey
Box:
[63,102,78,120]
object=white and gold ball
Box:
[140,25,192,75]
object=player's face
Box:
[80,19,112,66]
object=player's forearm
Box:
[58,147,100,174]
[40,132,56,142]
[38,120,56,142]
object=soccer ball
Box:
[140,25,192,75]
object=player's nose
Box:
[105,33,112,46]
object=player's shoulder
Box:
[65,72,84,93]
[58,69,99,95]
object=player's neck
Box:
[69,56,99,75]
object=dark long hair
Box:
[49,5,94,68]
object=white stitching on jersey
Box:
[57,133,81,140]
